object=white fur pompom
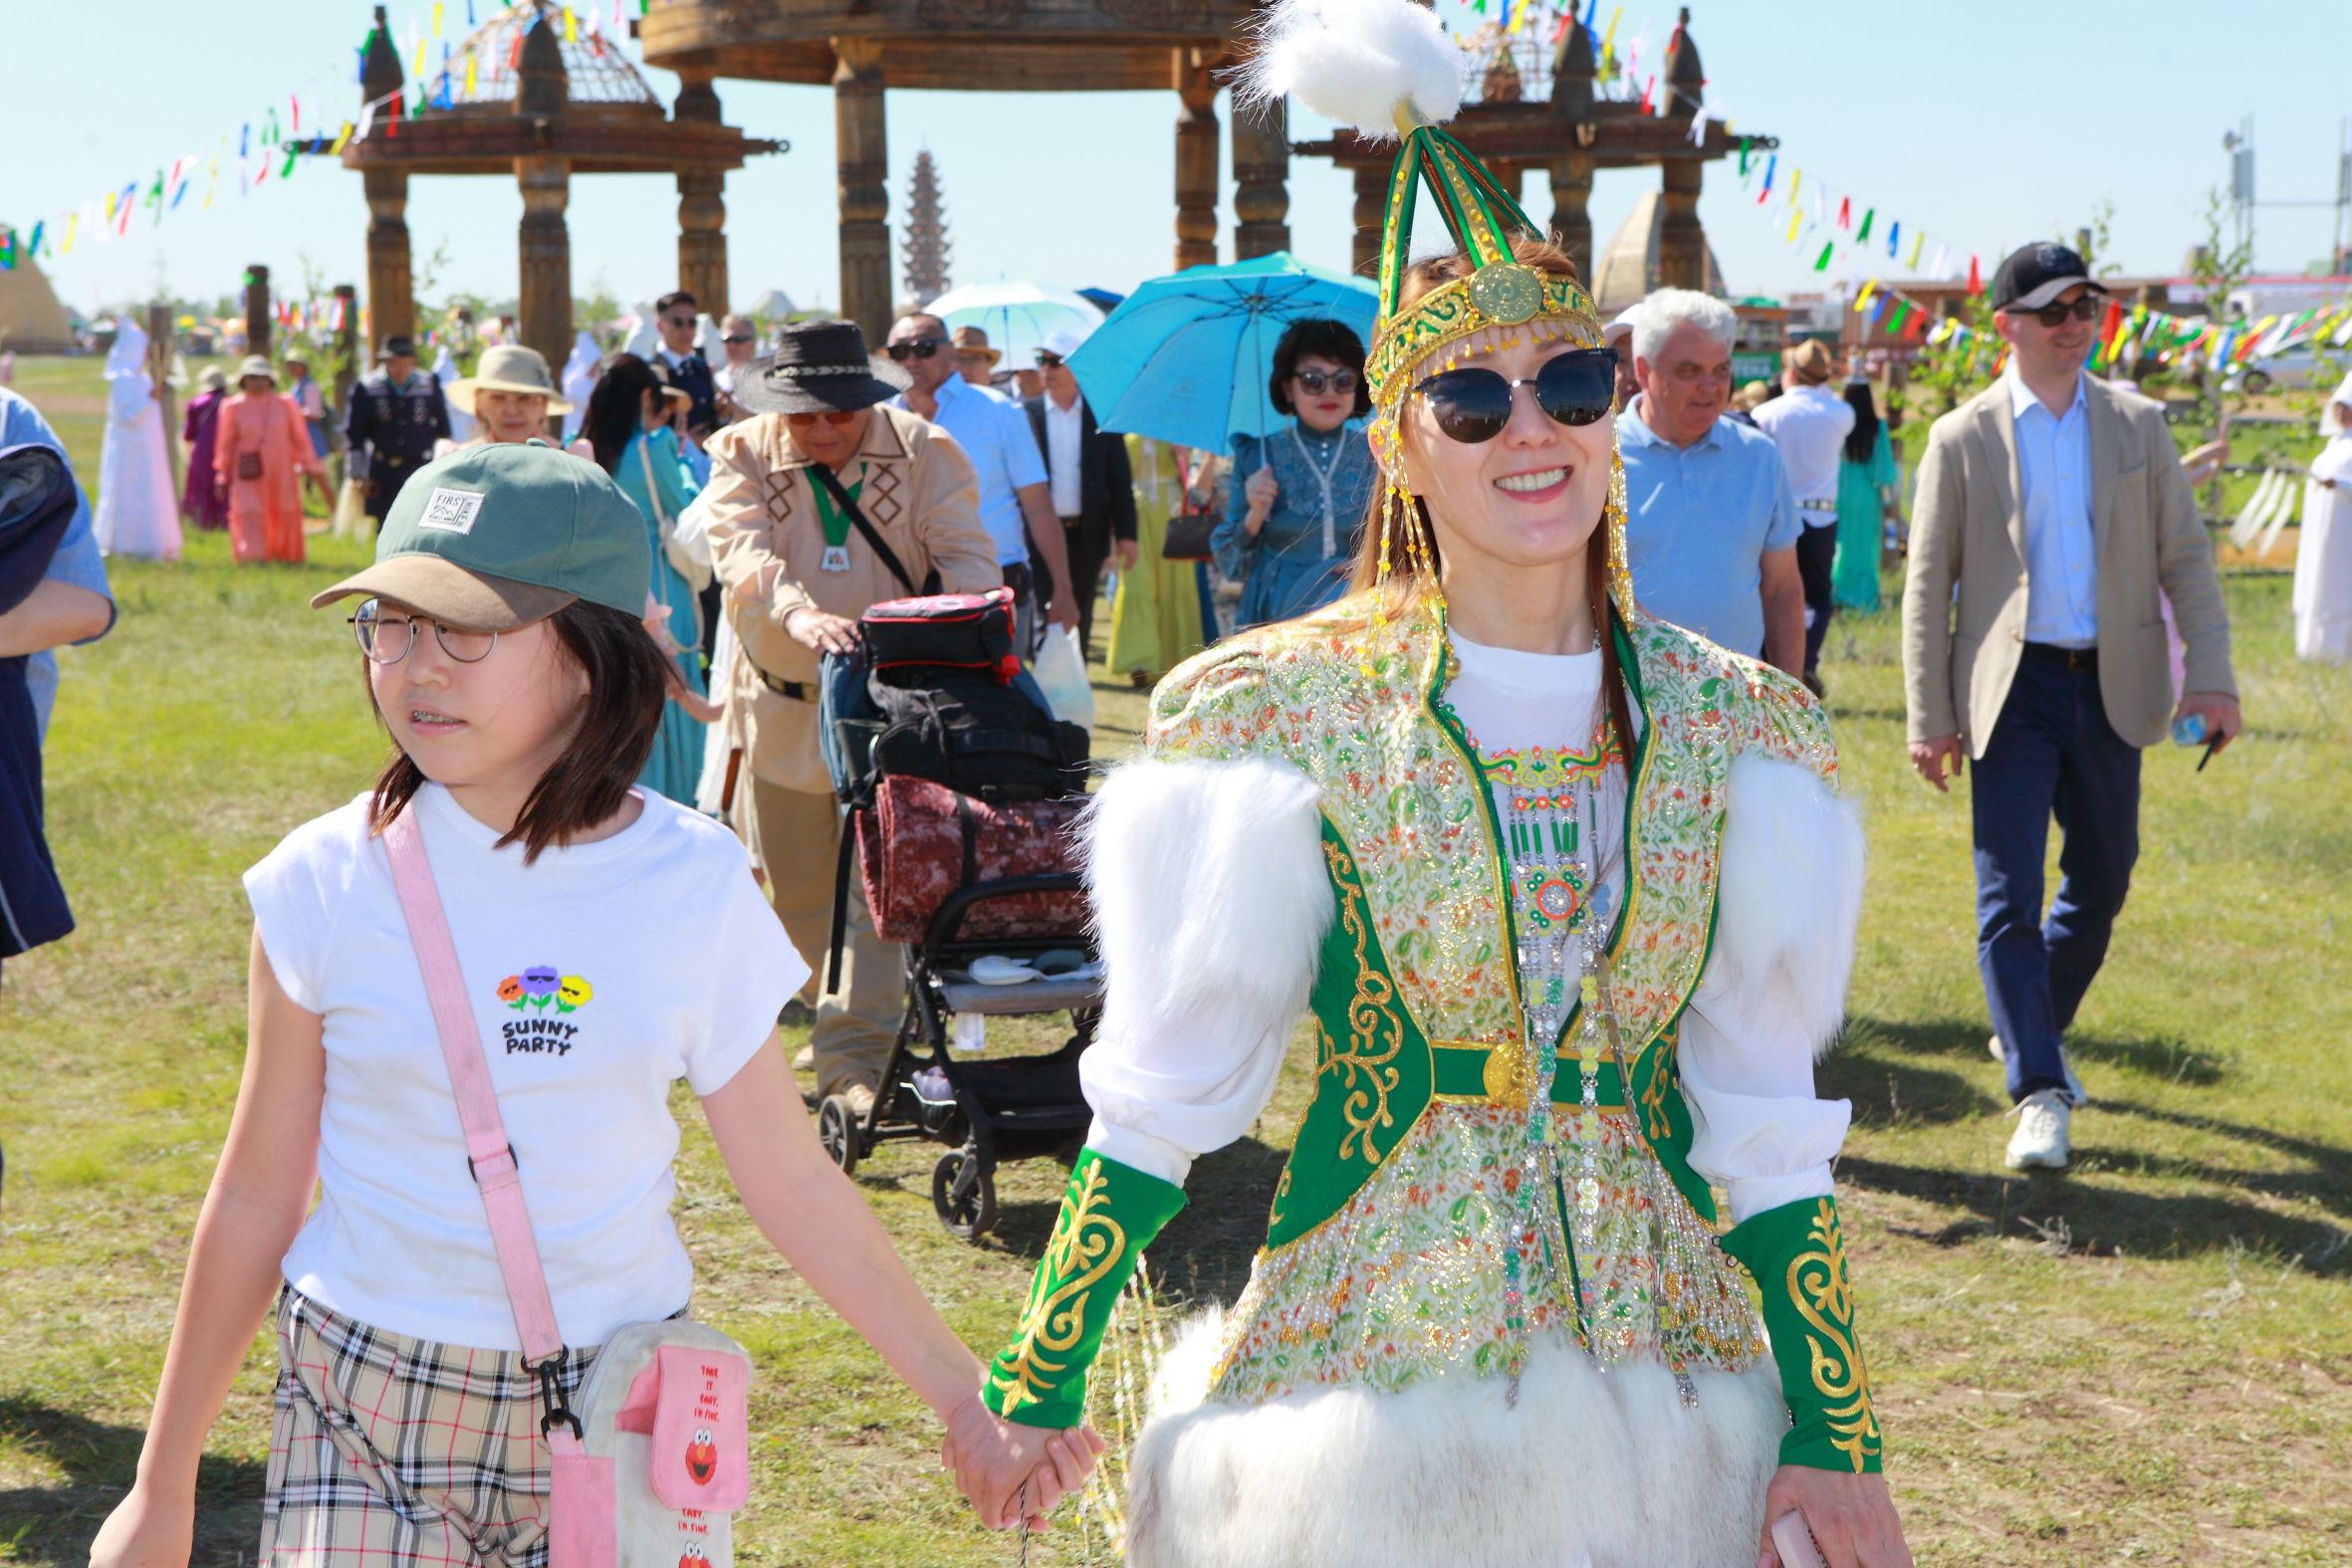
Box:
[1237,0,1465,139]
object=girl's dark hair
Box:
[584,354,661,475]
[367,599,670,863]
[1269,318,1373,419]
[1842,379,1880,465]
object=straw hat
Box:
[198,365,229,392]
[951,325,1001,365]
[1784,338,1836,386]
[445,343,575,417]
[235,355,276,385]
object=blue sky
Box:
[11,0,2350,319]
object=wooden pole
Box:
[1232,94,1291,261]
[1172,48,1220,271]
[516,156,575,369]
[244,264,272,360]
[832,38,890,341]
[1548,153,1594,284]
[1657,159,1705,291]
[148,303,183,505]
[362,168,416,346]
[673,69,729,317]
[1351,163,1386,279]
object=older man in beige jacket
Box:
[702,321,1002,1111]
[1902,242,2239,1173]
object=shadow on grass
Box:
[1840,1014,2228,1096]
[0,1397,263,1566]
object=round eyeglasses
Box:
[350,598,500,664]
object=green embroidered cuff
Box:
[1721,1195,1884,1473]
[983,1148,1186,1429]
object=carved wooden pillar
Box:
[149,304,183,501]
[362,169,415,345]
[832,38,890,341]
[516,157,573,368]
[672,68,729,317]
[1172,48,1220,270]
[1657,158,1705,291]
[1548,153,1594,284]
[244,263,272,359]
[1231,93,1290,261]
[1351,162,1387,279]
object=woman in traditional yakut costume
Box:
[971,3,1913,1562]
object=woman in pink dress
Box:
[180,366,230,531]
[215,357,328,563]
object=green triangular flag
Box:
[1813,241,1834,272]
[1856,208,1874,243]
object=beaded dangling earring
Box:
[1603,447,1635,619]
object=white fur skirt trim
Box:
[1122,1310,1785,1568]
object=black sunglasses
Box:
[1411,348,1619,444]
[2006,295,2102,329]
[1294,368,1359,395]
[885,338,947,361]
[1035,351,1065,368]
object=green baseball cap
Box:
[312,441,649,630]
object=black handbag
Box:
[1161,510,1216,562]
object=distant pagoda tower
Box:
[901,149,951,307]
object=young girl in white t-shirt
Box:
[91,443,1092,1568]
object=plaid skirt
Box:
[261,1287,598,1568]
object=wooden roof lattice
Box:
[420,0,665,114]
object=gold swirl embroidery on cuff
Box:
[1316,838,1405,1165]
[1783,1199,1882,1469]
[989,1161,1127,1415]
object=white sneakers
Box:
[1989,1034,2088,1104]
[2005,1088,2073,1170]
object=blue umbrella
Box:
[1067,252,1378,454]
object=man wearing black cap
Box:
[1902,241,2239,1172]
[344,335,452,525]
[699,320,1002,1116]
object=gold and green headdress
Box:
[1241,0,1630,614]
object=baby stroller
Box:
[813,586,1100,1240]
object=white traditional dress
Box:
[2294,372,2352,664]
[93,321,180,560]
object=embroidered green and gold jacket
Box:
[984,597,1882,1472]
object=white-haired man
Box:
[1618,288,1804,675]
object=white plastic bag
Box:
[1032,623,1095,729]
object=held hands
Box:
[939,1391,1107,1530]
[1759,1466,1912,1568]
[1907,735,1964,792]
[783,605,861,657]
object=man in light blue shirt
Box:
[1617,289,1805,671]
[2008,369,2098,646]
[884,312,1077,653]
[0,389,116,737]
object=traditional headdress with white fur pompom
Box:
[1238,0,1628,617]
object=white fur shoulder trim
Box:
[1709,755,1865,1055]
[1085,756,1334,1043]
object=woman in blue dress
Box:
[1215,319,1380,629]
[582,354,714,805]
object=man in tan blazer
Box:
[1902,242,2240,1173]
[702,320,1002,1112]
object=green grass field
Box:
[2,356,2347,1565]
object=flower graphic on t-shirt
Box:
[497,967,592,1012]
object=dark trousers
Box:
[1796,520,1837,675]
[1970,652,2141,1103]
[1060,517,1110,657]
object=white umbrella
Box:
[924,280,1104,372]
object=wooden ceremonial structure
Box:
[639,1,1764,342]
[337,1,782,368]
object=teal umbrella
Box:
[1066,253,1378,453]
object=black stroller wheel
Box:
[816,1095,860,1176]
[931,1149,998,1240]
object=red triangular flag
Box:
[1967,254,1983,294]
[1836,196,1851,230]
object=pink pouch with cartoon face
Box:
[646,1344,751,1513]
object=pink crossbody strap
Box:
[380,806,583,1448]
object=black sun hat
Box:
[733,319,910,416]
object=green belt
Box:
[1430,1038,1639,1109]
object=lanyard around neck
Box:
[1291,424,1343,559]
[809,460,866,549]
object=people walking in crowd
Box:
[952,326,1003,393]
[1902,241,2239,1173]
[283,352,331,461]
[83,442,1088,1568]
[1215,318,1377,629]
[1752,338,1854,694]
[885,311,1079,652]
[2293,370,2352,663]
[94,320,181,562]
[180,366,230,533]
[434,344,474,445]
[1834,376,1901,614]
[650,291,719,442]
[1104,435,1207,687]
[583,353,715,806]
[217,358,330,565]
[700,321,1002,1119]
[442,344,570,449]
[712,314,762,425]
[1618,288,1803,673]
[345,335,451,527]
[559,330,601,442]
[1025,329,1136,652]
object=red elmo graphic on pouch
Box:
[684,1427,717,1485]
[678,1544,708,1568]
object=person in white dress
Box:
[2294,370,2352,664]
[94,320,181,561]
